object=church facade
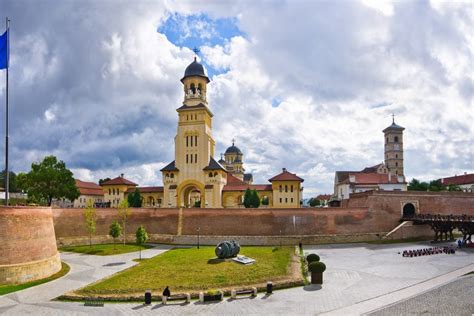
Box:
[154,57,303,208]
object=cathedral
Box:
[157,57,304,208]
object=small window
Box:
[190,136,193,147]
[395,162,398,167]
[285,197,288,203]
[394,136,399,143]
[214,172,218,177]
[195,154,197,163]
[291,198,294,203]
[291,185,294,192]
[170,173,174,179]
[396,170,398,175]
[109,189,111,195]
[186,154,189,163]
[190,154,193,163]
[209,172,213,177]
[285,185,288,193]
[395,154,398,158]
[186,136,188,147]
[280,198,282,203]
[195,135,198,146]
[279,185,282,192]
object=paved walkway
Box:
[0,242,472,315]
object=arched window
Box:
[109,189,111,195]
[197,83,202,94]
[285,185,288,192]
[394,136,399,142]
[170,173,174,178]
[395,154,398,158]
[279,185,282,192]
[291,185,294,192]
[195,135,198,146]
[209,172,213,177]
[214,172,218,177]
[186,154,189,164]
[186,136,189,147]
[195,154,197,163]
[395,162,398,167]
[190,83,196,94]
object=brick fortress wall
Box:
[52,191,474,246]
[0,207,62,285]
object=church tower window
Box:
[394,136,399,142]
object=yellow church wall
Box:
[271,181,301,208]
[222,190,273,208]
[102,184,134,207]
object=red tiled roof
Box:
[126,186,163,193]
[223,184,273,192]
[224,173,272,191]
[75,179,103,196]
[101,176,138,186]
[316,194,331,200]
[441,173,474,186]
[342,173,402,185]
[269,169,304,182]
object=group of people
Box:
[401,246,456,257]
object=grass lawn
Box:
[0,262,70,296]
[76,246,295,295]
[60,243,153,256]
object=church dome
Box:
[225,145,243,155]
[181,57,210,83]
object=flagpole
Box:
[4,17,9,206]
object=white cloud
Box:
[3,0,473,198]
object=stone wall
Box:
[0,207,61,285]
[50,191,474,246]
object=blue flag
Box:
[0,29,9,69]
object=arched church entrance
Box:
[402,203,416,218]
[178,181,206,208]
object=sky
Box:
[1,0,473,197]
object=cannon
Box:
[215,240,240,259]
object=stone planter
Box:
[311,272,323,284]
[199,291,223,302]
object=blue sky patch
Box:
[158,13,242,77]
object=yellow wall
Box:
[102,184,134,207]
[73,194,103,208]
[271,181,301,208]
[222,190,273,208]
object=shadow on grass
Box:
[207,258,226,264]
[303,284,322,291]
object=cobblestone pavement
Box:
[368,275,474,316]
[0,242,472,315]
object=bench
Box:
[161,293,191,304]
[230,287,257,299]
[84,299,104,307]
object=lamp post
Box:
[197,227,200,249]
[279,230,282,248]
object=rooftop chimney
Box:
[120,173,124,178]
[282,168,287,172]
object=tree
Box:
[407,178,429,191]
[243,188,252,208]
[83,201,97,248]
[251,189,260,208]
[447,184,462,191]
[0,170,18,192]
[118,200,131,245]
[109,221,122,250]
[135,225,149,260]
[127,188,142,207]
[428,179,445,192]
[261,196,269,206]
[16,155,80,206]
[98,177,111,185]
[309,198,321,207]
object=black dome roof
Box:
[225,145,242,155]
[181,57,210,83]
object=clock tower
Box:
[383,115,405,177]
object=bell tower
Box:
[383,115,405,177]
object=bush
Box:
[308,261,326,273]
[306,253,320,263]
